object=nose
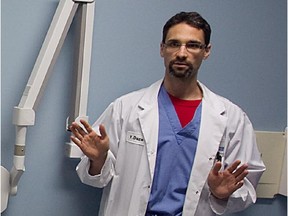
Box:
[176,44,188,57]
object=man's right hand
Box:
[70,120,109,175]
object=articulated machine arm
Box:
[1,0,95,213]
[10,0,78,195]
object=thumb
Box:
[99,124,107,139]
[212,162,222,175]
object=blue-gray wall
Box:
[1,0,287,215]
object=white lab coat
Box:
[76,79,265,216]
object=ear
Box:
[203,44,212,60]
[160,43,165,57]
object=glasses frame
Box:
[163,40,207,53]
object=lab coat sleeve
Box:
[76,151,116,188]
[76,101,121,188]
[209,109,266,214]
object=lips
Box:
[172,59,189,65]
[173,61,189,68]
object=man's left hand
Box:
[208,160,249,200]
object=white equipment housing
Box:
[1,0,95,212]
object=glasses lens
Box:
[186,43,201,50]
[166,41,180,52]
[164,41,205,53]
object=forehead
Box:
[166,23,205,43]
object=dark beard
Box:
[168,59,195,79]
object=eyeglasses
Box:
[163,40,206,53]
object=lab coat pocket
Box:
[123,131,145,166]
[115,131,145,173]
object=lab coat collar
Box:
[138,80,226,115]
[198,81,226,115]
[137,79,163,110]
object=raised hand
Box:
[70,120,109,175]
[208,160,249,200]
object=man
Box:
[70,12,265,216]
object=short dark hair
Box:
[162,12,211,46]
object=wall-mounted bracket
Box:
[1,0,95,212]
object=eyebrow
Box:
[166,39,203,44]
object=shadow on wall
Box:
[60,159,103,215]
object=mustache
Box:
[169,58,192,67]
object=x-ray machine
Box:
[1,0,95,212]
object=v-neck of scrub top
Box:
[159,85,202,145]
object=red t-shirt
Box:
[168,94,202,128]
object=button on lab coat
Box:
[76,80,265,216]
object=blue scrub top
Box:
[146,85,202,216]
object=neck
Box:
[163,76,202,100]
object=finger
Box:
[212,162,222,175]
[99,124,107,139]
[70,123,81,136]
[72,122,87,136]
[235,169,249,182]
[233,163,248,177]
[70,136,82,147]
[235,180,244,190]
[70,122,79,133]
[70,123,85,140]
[227,160,241,173]
[80,120,93,133]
